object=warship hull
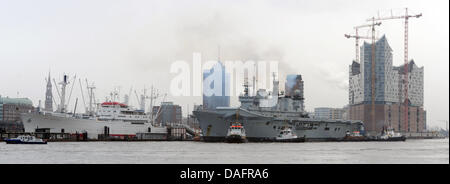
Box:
[193,108,364,142]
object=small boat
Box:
[275,127,305,142]
[225,109,247,143]
[225,121,247,143]
[376,127,406,141]
[5,135,47,144]
[341,130,367,141]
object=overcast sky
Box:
[0,0,448,129]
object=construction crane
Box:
[346,23,381,133]
[345,22,381,63]
[359,17,382,133]
[367,8,422,132]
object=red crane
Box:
[367,8,422,132]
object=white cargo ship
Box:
[21,74,166,139]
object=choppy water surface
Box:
[0,139,448,164]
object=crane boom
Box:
[345,22,381,63]
[344,34,372,39]
[366,13,422,21]
[354,22,381,29]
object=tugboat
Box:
[377,127,406,141]
[275,127,305,142]
[341,130,367,141]
[225,122,247,143]
[5,135,47,144]
[225,110,247,143]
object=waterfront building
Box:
[0,96,34,122]
[348,35,425,134]
[0,95,34,132]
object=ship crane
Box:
[148,85,161,121]
[345,22,381,63]
[367,8,422,132]
[85,79,96,116]
[134,87,153,112]
[153,93,167,125]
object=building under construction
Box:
[348,35,425,135]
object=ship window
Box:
[273,126,276,129]
[325,127,330,131]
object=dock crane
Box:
[345,22,381,63]
[367,8,422,132]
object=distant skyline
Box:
[0,0,448,129]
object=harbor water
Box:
[0,139,448,164]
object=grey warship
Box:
[193,74,364,142]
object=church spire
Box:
[44,70,53,112]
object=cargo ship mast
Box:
[58,75,69,113]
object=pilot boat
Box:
[5,135,47,144]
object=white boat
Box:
[275,127,305,142]
[5,135,47,144]
[378,127,406,141]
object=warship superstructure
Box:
[193,74,364,142]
